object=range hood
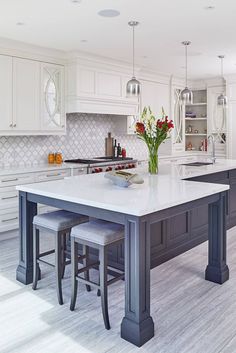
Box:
[66,56,139,116]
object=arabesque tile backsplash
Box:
[0,113,171,166]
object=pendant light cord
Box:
[185,44,188,87]
[221,57,223,78]
[132,25,135,77]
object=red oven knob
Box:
[121,165,125,169]
[99,168,103,173]
[132,164,135,168]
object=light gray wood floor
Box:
[1,229,236,353]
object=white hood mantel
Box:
[66,54,139,116]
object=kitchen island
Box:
[16,164,229,347]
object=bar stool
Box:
[32,210,89,305]
[70,219,125,330]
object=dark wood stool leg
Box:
[55,231,63,305]
[32,225,39,290]
[70,238,79,311]
[61,233,67,279]
[99,245,110,330]
[83,245,91,292]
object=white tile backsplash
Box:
[0,113,171,166]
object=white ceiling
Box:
[0,0,236,79]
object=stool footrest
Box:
[107,273,124,286]
[38,258,55,268]
[77,261,100,275]
[77,276,99,289]
[39,249,55,258]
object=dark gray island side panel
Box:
[108,169,235,270]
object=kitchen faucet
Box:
[208,134,216,164]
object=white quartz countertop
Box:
[0,162,87,176]
[16,167,229,216]
[162,159,236,179]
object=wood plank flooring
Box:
[1,229,236,353]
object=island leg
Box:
[121,217,154,347]
[205,191,229,284]
[16,191,37,284]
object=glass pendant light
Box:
[180,41,193,105]
[217,55,227,106]
[126,21,141,97]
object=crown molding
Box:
[0,36,67,65]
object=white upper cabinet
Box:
[13,58,40,131]
[0,55,13,131]
[140,79,169,116]
[41,63,65,131]
[66,58,139,116]
[0,55,65,136]
[113,78,171,135]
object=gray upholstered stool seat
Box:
[71,219,124,245]
[33,210,88,232]
[32,210,89,305]
[70,219,125,330]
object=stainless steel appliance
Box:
[64,157,137,174]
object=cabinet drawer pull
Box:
[46,173,62,177]
[2,178,18,183]
[1,195,18,200]
[2,216,18,223]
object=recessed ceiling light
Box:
[205,6,215,10]
[71,0,82,3]
[98,9,120,18]
[16,22,25,26]
[81,39,87,43]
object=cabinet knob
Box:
[61,124,65,128]
[13,124,16,127]
[9,123,13,127]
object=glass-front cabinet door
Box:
[172,87,185,152]
[41,63,65,132]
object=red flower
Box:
[136,122,145,134]
[167,120,174,129]
[157,120,164,129]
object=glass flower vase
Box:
[148,149,158,174]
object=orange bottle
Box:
[55,153,63,164]
[48,153,55,164]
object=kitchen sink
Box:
[181,162,214,167]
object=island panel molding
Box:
[16,177,229,347]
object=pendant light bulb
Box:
[126,21,141,97]
[180,41,193,105]
[217,55,227,106]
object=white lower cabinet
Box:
[71,167,87,176]
[35,169,70,182]
[0,167,73,234]
[0,207,19,233]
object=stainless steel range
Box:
[64,157,137,174]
